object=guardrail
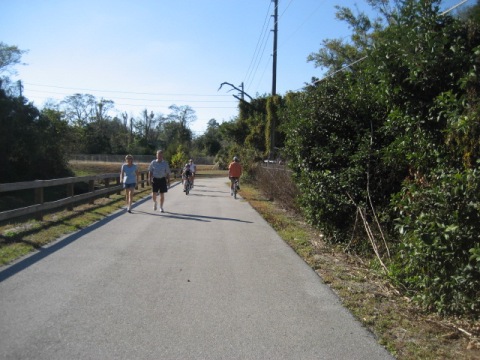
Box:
[0,171,150,223]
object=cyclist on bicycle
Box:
[189,159,196,187]
[182,163,193,192]
[228,156,242,196]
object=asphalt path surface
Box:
[0,177,394,360]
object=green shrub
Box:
[391,166,480,315]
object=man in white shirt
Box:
[148,150,171,213]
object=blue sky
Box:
[0,0,470,135]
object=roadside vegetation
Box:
[248,164,480,359]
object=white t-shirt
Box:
[148,160,171,178]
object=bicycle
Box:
[184,177,192,195]
[232,178,239,199]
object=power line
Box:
[243,2,272,85]
[246,0,329,95]
[279,0,294,18]
[248,31,273,94]
[311,56,368,86]
[111,103,237,110]
[244,2,273,94]
[254,56,272,93]
[25,89,235,103]
[21,83,239,115]
[277,0,327,52]
[23,82,231,97]
[441,0,469,15]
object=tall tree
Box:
[135,109,157,146]
[0,43,27,96]
[197,119,222,156]
[61,93,97,127]
[307,4,384,73]
[168,104,196,130]
[0,42,27,76]
[94,98,114,122]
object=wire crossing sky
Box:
[0,0,470,135]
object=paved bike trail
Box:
[0,177,394,359]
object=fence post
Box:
[105,179,110,198]
[89,180,95,204]
[67,183,74,211]
[116,177,121,195]
[34,187,44,221]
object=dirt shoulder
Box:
[239,185,480,360]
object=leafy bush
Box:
[170,145,189,170]
[282,70,395,244]
[391,166,480,315]
[279,1,480,316]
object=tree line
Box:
[0,60,231,182]
[1,0,479,316]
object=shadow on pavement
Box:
[0,196,152,283]
[129,210,252,224]
[156,211,253,224]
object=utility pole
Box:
[17,80,23,97]
[270,0,278,159]
[272,0,278,97]
[240,82,245,101]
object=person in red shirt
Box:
[228,156,242,196]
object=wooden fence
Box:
[0,171,150,223]
[70,154,215,165]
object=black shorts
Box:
[152,177,168,193]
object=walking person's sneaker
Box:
[153,202,157,211]
[160,207,164,213]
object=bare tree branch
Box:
[218,82,253,101]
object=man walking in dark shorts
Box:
[148,150,171,213]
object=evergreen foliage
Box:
[0,90,73,182]
[280,0,480,316]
